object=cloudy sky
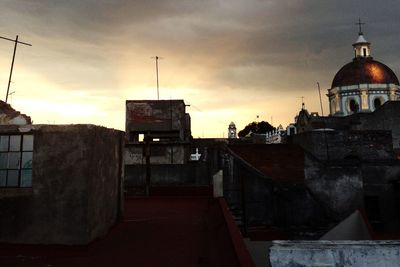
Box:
[0,0,399,137]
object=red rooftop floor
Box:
[0,195,254,267]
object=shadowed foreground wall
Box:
[0,125,124,245]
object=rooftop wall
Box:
[0,124,124,245]
[223,145,330,235]
[293,130,394,162]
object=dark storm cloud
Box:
[1,0,400,92]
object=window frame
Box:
[0,134,33,188]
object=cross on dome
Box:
[356,18,365,35]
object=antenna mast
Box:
[317,82,324,116]
[0,35,32,103]
[151,56,163,100]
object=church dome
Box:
[328,23,400,117]
[332,58,399,88]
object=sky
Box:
[0,0,399,137]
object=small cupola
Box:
[352,19,371,58]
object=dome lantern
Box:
[353,19,371,58]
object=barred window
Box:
[0,135,33,188]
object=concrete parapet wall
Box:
[270,240,400,267]
[293,130,394,161]
[0,124,124,245]
[125,143,190,164]
[125,162,210,187]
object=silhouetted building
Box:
[286,30,400,236]
[125,100,191,165]
[0,102,124,245]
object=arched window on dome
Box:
[374,97,382,109]
[347,98,359,113]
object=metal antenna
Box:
[355,18,365,35]
[0,35,32,103]
[317,82,324,116]
[151,56,163,100]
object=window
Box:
[0,134,33,188]
[363,48,367,57]
[349,99,358,113]
[374,97,382,109]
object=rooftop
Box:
[0,193,254,267]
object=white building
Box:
[228,122,237,139]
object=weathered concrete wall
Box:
[223,150,330,233]
[295,101,400,151]
[124,138,226,195]
[125,100,189,141]
[293,130,394,161]
[355,101,400,150]
[361,164,400,231]
[305,153,400,230]
[86,126,124,241]
[125,162,209,188]
[0,125,124,245]
[125,143,190,164]
[304,154,363,217]
[270,240,400,267]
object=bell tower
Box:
[228,122,237,139]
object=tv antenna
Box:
[151,56,163,100]
[0,35,32,103]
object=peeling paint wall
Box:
[125,100,190,141]
[270,241,400,267]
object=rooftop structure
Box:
[328,30,400,116]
